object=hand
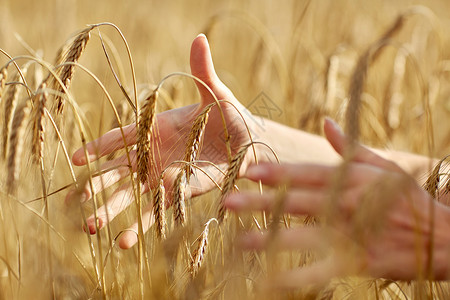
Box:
[225,118,450,288]
[67,34,259,249]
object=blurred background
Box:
[1,0,450,298]
[1,0,449,156]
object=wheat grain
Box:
[7,100,31,195]
[173,169,187,227]
[183,103,213,181]
[217,144,250,222]
[54,26,94,114]
[136,90,158,185]
[153,177,166,240]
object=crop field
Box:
[1,0,450,299]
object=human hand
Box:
[67,34,259,248]
[225,118,450,287]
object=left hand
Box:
[224,118,450,288]
[66,34,260,248]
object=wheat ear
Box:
[31,82,49,163]
[423,155,450,198]
[0,67,7,103]
[153,176,167,240]
[183,103,214,181]
[136,90,158,185]
[54,26,94,114]
[189,218,216,277]
[217,144,250,222]
[173,169,188,227]
[7,100,31,194]
[2,70,26,159]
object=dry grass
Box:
[1,0,450,299]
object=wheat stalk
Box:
[173,169,188,227]
[183,103,214,181]
[189,218,216,277]
[217,144,250,222]
[54,26,94,114]
[136,90,158,185]
[7,100,31,195]
[153,176,167,240]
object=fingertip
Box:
[324,117,346,155]
[72,152,98,166]
[85,217,103,234]
[65,188,89,205]
[119,231,138,249]
[196,33,207,40]
[190,32,217,82]
[224,193,243,210]
[324,117,343,136]
[71,148,85,166]
[83,223,96,235]
[245,163,269,181]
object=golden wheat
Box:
[136,90,158,185]
[0,67,7,102]
[7,100,31,194]
[183,103,214,181]
[31,82,48,163]
[217,144,250,222]
[53,26,94,114]
[153,176,167,240]
[173,169,187,227]
[2,69,27,160]
[189,218,216,277]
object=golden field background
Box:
[1,0,450,299]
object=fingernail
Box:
[79,154,98,165]
[83,223,96,235]
[80,192,88,203]
[197,33,206,39]
[325,117,343,133]
[246,164,266,179]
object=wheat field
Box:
[1,0,450,299]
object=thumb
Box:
[190,34,231,105]
[324,118,402,172]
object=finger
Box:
[244,162,384,188]
[239,228,327,251]
[118,203,155,249]
[85,182,136,234]
[324,118,403,172]
[69,152,136,203]
[72,124,136,166]
[225,189,325,215]
[190,34,232,105]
